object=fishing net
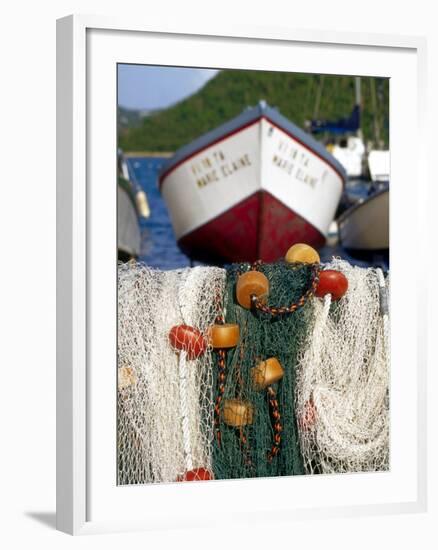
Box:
[117,257,390,484]
[295,258,390,474]
[117,261,226,484]
[211,261,317,479]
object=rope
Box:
[376,268,389,355]
[178,351,193,471]
[267,386,282,462]
[250,261,321,316]
[214,349,226,446]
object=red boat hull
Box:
[178,191,325,264]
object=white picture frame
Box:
[56,14,428,535]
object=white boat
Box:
[118,183,141,261]
[159,101,346,264]
[368,149,390,183]
[118,151,149,261]
[338,184,389,251]
[329,136,366,178]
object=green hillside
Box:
[118,70,389,152]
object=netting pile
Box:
[211,262,315,479]
[117,262,226,484]
[295,259,390,474]
[117,258,390,485]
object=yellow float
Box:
[222,399,254,427]
[285,243,320,264]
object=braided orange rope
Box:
[250,261,321,316]
[267,386,282,462]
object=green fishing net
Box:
[211,261,315,479]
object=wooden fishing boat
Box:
[118,150,150,262]
[158,102,346,264]
[118,181,141,262]
[338,184,389,251]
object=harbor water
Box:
[127,156,389,271]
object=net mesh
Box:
[295,259,390,474]
[211,261,316,479]
[117,258,390,484]
[117,261,226,484]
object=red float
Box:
[298,400,317,431]
[176,468,213,482]
[169,325,207,360]
[315,269,348,300]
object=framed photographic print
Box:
[56,15,427,535]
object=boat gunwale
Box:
[118,176,137,210]
[337,183,389,225]
[157,104,347,188]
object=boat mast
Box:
[370,77,381,147]
[355,76,363,140]
[312,75,325,121]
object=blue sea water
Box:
[127,156,388,271]
[127,156,190,269]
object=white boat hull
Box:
[368,150,390,182]
[338,188,389,250]
[118,186,141,258]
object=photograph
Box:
[0,0,430,542]
[116,65,390,485]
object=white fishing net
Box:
[117,261,226,484]
[295,259,390,474]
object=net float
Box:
[168,324,207,359]
[251,357,284,390]
[209,323,240,349]
[285,243,320,264]
[236,270,269,309]
[298,400,317,431]
[135,190,151,218]
[222,398,254,427]
[315,269,348,300]
[118,366,136,390]
[176,467,213,482]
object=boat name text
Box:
[190,150,252,189]
[272,139,319,188]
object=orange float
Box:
[222,399,254,427]
[209,323,240,349]
[251,357,284,390]
[236,271,269,309]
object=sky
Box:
[118,65,219,111]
